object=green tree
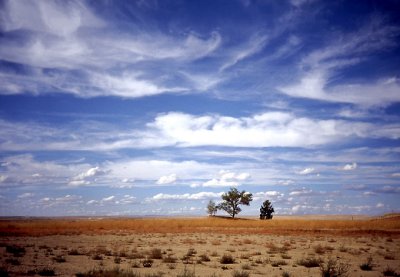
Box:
[207,200,218,216]
[217,187,253,218]
[260,200,274,219]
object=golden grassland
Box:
[1,214,400,237]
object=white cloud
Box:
[342,162,357,171]
[151,191,223,201]
[200,170,250,187]
[1,113,399,152]
[69,166,108,186]
[376,202,384,208]
[146,111,395,148]
[253,191,284,201]
[298,167,315,175]
[17,192,34,198]
[220,34,268,72]
[202,178,238,188]
[0,0,222,99]
[289,188,316,196]
[102,196,115,202]
[277,180,294,186]
[156,173,177,185]
[392,173,400,177]
[278,19,400,107]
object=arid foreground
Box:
[1,215,399,277]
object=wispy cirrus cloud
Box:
[0,0,222,98]
[278,18,400,107]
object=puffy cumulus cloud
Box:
[1,113,399,152]
[151,191,223,201]
[342,162,357,171]
[219,170,251,181]
[156,174,177,185]
[201,170,251,187]
[253,191,284,201]
[146,111,398,149]
[376,203,384,208]
[297,167,315,175]
[69,166,108,186]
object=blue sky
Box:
[0,0,399,217]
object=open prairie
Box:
[1,215,400,276]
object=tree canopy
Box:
[217,187,253,218]
[260,199,274,220]
[207,200,218,216]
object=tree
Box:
[260,200,274,220]
[207,200,218,216]
[217,187,253,218]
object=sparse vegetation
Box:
[176,268,196,277]
[53,255,67,263]
[320,257,350,277]
[37,267,56,276]
[383,266,400,276]
[232,270,250,277]
[142,258,153,268]
[297,257,322,268]
[359,257,373,271]
[150,248,163,259]
[220,254,235,264]
[76,268,140,277]
[6,245,26,257]
[271,260,287,267]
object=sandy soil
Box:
[1,231,399,276]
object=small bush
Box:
[92,254,103,260]
[383,266,400,276]
[297,257,322,268]
[53,255,67,263]
[220,254,235,264]
[6,245,26,257]
[360,257,373,271]
[142,258,153,268]
[241,264,251,270]
[37,267,56,276]
[163,254,177,263]
[281,254,292,259]
[320,257,350,277]
[232,270,250,277]
[76,268,140,277]
[176,268,196,277]
[281,272,290,277]
[199,254,210,262]
[271,260,287,267]
[68,249,83,255]
[114,256,122,264]
[5,258,20,265]
[150,248,163,259]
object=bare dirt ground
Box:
[0,215,399,276]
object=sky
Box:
[0,0,399,217]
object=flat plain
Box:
[1,215,399,277]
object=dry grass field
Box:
[1,215,399,276]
